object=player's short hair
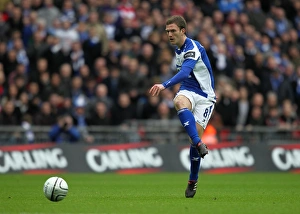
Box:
[166,15,187,30]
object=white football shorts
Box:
[174,90,215,129]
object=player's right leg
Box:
[174,94,202,146]
[174,93,208,157]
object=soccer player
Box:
[149,15,216,198]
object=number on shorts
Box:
[203,105,213,118]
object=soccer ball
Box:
[43,176,68,202]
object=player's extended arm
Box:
[162,65,193,88]
[149,60,195,96]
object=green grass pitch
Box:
[0,172,299,214]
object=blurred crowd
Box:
[0,0,299,143]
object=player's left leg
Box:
[185,145,201,198]
[185,123,205,198]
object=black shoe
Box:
[196,142,208,158]
[185,180,197,198]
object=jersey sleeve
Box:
[162,59,196,88]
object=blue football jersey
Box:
[175,37,216,102]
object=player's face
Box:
[165,23,185,48]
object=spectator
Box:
[137,43,157,77]
[86,11,108,55]
[273,7,292,36]
[244,68,260,99]
[7,6,23,36]
[15,91,30,115]
[22,16,34,48]
[60,0,76,24]
[70,41,85,75]
[264,91,279,115]
[30,58,49,84]
[138,94,160,119]
[94,57,109,82]
[76,21,89,43]
[151,101,176,120]
[37,0,61,29]
[89,83,113,110]
[82,26,104,71]
[119,57,148,103]
[236,86,250,130]
[102,11,117,40]
[72,95,94,143]
[76,3,89,23]
[115,17,140,42]
[212,10,224,33]
[70,76,85,106]
[83,77,97,99]
[48,92,63,116]
[3,49,18,78]
[26,31,49,77]
[215,82,238,127]
[232,67,245,89]
[55,18,79,54]
[0,11,10,40]
[265,106,280,127]
[8,63,26,85]
[248,52,265,81]
[86,101,111,126]
[287,45,300,68]
[59,97,73,116]
[245,0,267,32]
[292,65,300,115]
[199,0,219,17]
[47,17,61,36]
[158,61,173,83]
[213,42,234,77]
[246,105,265,127]
[0,65,5,98]
[59,63,72,97]
[0,42,7,65]
[268,66,294,104]
[102,66,121,102]
[2,83,18,106]
[40,72,59,100]
[244,38,258,69]
[43,35,70,74]
[14,74,27,96]
[128,36,142,58]
[48,114,81,143]
[250,92,264,109]
[262,17,277,39]
[111,92,136,125]
[0,100,21,125]
[21,0,32,18]
[33,17,48,42]
[279,99,299,131]
[21,113,35,144]
[33,101,56,125]
[105,39,121,67]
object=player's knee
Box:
[174,100,185,110]
[174,96,191,110]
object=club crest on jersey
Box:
[184,51,195,59]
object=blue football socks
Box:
[189,145,201,181]
[177,108,201,146]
